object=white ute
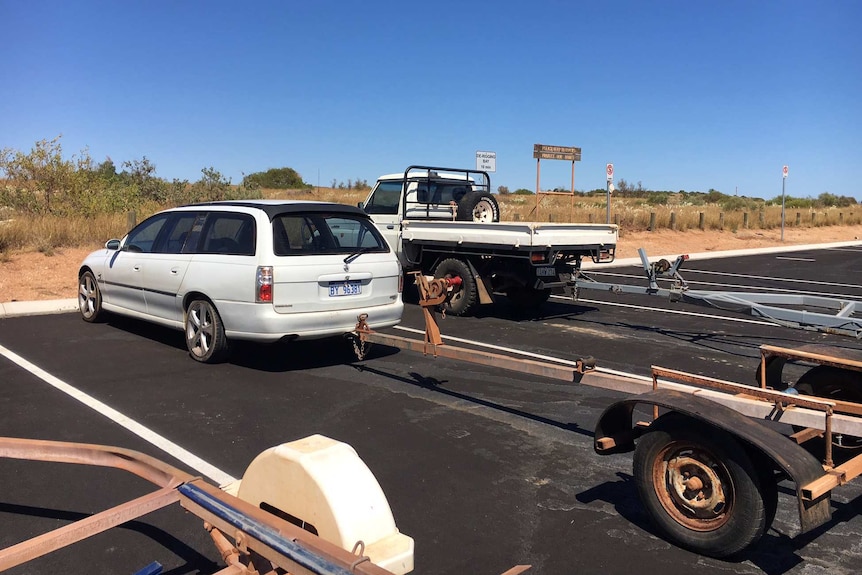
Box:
[361,165,618,316]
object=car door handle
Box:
[386,225,395,229]
[170,267,179,275]
[133,265,141,272]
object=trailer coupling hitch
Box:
[639,248,689,293]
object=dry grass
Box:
[1,188,859,254]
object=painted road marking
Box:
[0,343,237,487]
[775,256,816,262]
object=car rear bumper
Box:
[218,299,404,342]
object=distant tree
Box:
[615,178,631,195]
[513,188,533,195]
[704,189,725,204]
[242,167,308,189]
[497,185,510,195]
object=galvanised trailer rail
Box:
[575,248,862,338]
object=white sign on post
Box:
[476,151,496,172]
[783,165,789,179]
[606,163,614,181]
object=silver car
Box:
[78,200,403,362]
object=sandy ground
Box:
[2,225,861,304]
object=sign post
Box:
[781,165,788,241]
[606,164,614,224]
[476,151,496,173]
[532,144,582,221]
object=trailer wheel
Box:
[433,258,478,316]
[633,413,772,558]
[456,192,500,223]
[796,366,862,449]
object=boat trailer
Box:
[575,248,862,338]
[353,272,862,558]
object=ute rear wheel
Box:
[456,192,500,223]
[185,299,229,363]
[633,413,775,558]
[433,258,478,316]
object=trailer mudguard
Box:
[593,389,832,534]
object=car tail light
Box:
[530,252,547,263]
[398,263,403,293]
[256,266,273,303]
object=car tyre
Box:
[457,192,500,223]
[433,258,478,316]
[185,299,229,363]
[78,270,105,323]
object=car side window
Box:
[199,213,256,256]
[363,181,401,215]
[154,214,197,254]
[124,215,171,253]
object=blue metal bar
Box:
[177,483,354,575]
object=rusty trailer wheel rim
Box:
[652,441,733,532]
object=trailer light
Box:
[256,266,273,302]
[530,252,547,263]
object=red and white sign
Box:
[606,163,614,181]
[783,165,789,178]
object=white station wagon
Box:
[77,200,404,362]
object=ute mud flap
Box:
[594,389,832,535]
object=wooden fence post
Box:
[649,212,656,232]
[670,212,677,231]
[743,212,749,229]
[719,212,724,230]
[698,212,705,230]
[127,211,137,231]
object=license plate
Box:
[536,267,556,277]
[329,280,362,297]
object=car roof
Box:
[177,200,368,221]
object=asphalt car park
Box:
[2,245,862,574]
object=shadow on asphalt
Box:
[577,474,862,574]
[350,363,594,439]
[103,314,400,372]
[0,501,220,575]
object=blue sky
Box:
[2,1,860,199]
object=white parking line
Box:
[775,256,816,262]
[0,343,237,487]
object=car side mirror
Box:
[357,202,364,210]
[105,239,121,250]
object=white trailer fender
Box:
[224,434,414,574]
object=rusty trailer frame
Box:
[0,437,399,575]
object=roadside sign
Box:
[606,163,614,181]
[476,151,496,172]
[783,165,789,179]
[533,144,581,162]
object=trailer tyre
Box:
[795,366,862,449]
[457,192,500,223]
[633,413,772,558]
[433,258,478,316]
